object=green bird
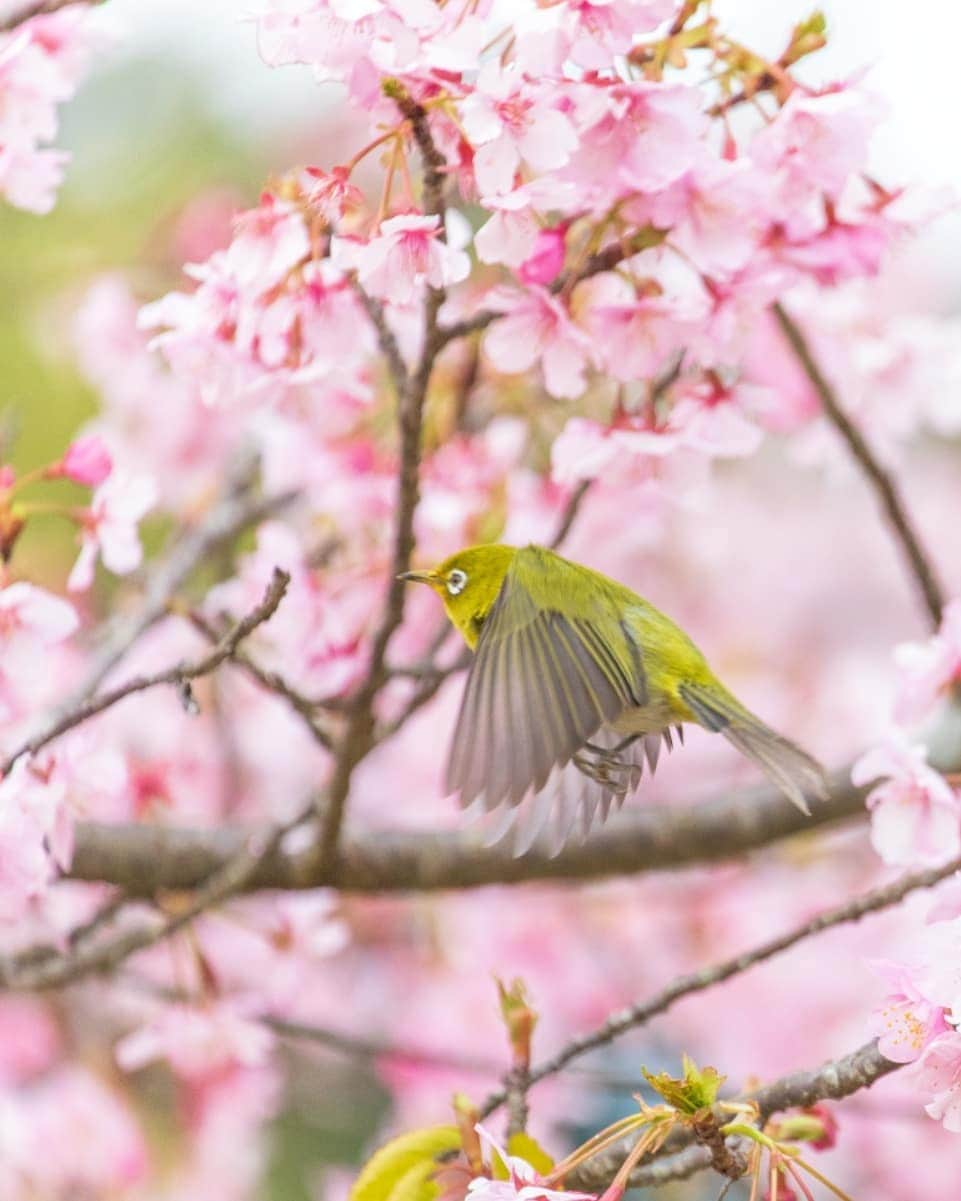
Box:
[400,544,828,850]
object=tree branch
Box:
[186,609,334,751]
[315,96,450,867]
[77,452,295,699]
[479,849,961,1116]
[570,1041,898,1191]
[67,768,868,896]
[1,569,291,773]
[773,301,946,629]
[1,801,320,991]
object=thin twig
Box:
[479,850,961,1116]
[1,569,290,773]
[186,609,334,751]
[773,301,945,629]
[1,801,317,991]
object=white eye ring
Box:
[447,569,468,596]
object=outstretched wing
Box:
[445,547,646,813]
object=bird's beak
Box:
[397,569,440,586]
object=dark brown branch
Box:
[1,569,290,773]
[67,768,868,896]
[315,96,451,867]
[479,849,961,1116]
[773,301,945,629]
[186,610,334,751]
[571,1041,898,1191]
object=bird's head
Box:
[399,543,516,647]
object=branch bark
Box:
[570,1041,898,1191]
[67,768,868,895]
[315,95,450,867]
[773,301,946,630]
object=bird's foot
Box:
[574,736,643,795]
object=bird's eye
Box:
[447,569,468,596]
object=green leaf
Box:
[507,1133,554,1175]
[350,1126,461,1201]
[642,1055,725,1115]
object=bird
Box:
[400,543,828,853]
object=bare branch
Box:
[78,453,295,699]
[1,802,316,991]
[352,279,409,398]
[479,849,961,1116]
[68,768,868,896]
[773,301,945,629]
[186,609,334,751]
[2,569,290,773]
[570,1041,898,1192]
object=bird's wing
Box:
[463,725,677,857]
[445,547,646,812]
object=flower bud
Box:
[59,436,113,486]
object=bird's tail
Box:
[678,680,829,815]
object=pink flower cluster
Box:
[869,886,961,1133]
[853,601,961,867]
[0,4,104,213]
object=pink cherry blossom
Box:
[893,600,961,724]
[0,5,104,213]
[852,738,961,866]
[868,959,950,1063]
[484,286,594,399]
[564,79,707,202]
[519,226,567,287]
[68,471,157,592]
[17,1067,148,1193]
[0,758,71,921]
[916,1031,961,1133]
[468,1125,597,1201]
[226,192,311,291]
[338,213,470,306]
[750,87,876,207]
[560,0,676,69]
[116,1001,276,1081]
[58,434,113,486]
[460,65,579,196]
[0,582,78,646]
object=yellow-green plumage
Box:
[401,543,828,848]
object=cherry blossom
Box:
[916,1032,961,1133]
[116,1001,276,1080]
[852,738,961,866]
[68,471,157,592]
[893,600,961,724]
[340,213,470,305]
[459,65,579,196]
[483,286,594,399]
[869,959,950,1063]
[0,5,104,213]
[57,434,113,486]
[0,582,77,647]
